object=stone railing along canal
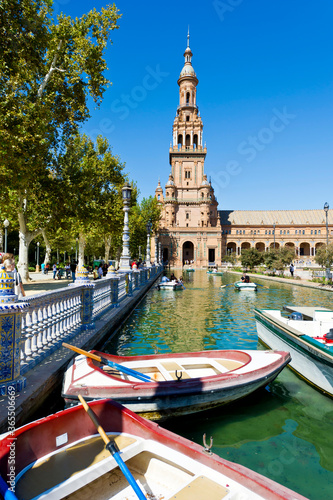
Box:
[0,265,162,395]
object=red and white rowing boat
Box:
[0,398,307,500]
[62,348,291,420]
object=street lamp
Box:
[119,183,132,271]
[145,220,152,268]
[36,242,40,272]
[273,223,276,249]
[75,238,78,262]
[324,202,330,280]
[3,219,9,253]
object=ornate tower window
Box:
[185,170,191,179]
[186,92,190,103]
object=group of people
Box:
[241,273,250,283]
[0,252,26,297]
[161,273,183,284]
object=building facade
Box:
[154,37,332,267]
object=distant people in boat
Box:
[241,274,250,283]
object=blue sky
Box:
[56,0,333,211]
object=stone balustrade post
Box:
[80,284,95,330]
[110,276,120,307]
[0,267,29,394]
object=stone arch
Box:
[269,242,280,250]
[193,134,198,148]
[315,242,324,253]
[255,242,265,252]
[299,242,310,256]
[185,134,191,147]
[241,242,251,253]
[177,134,183,148]
[182,240,194,264]
[226,242,236,254]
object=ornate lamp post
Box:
[324,202,330,280]
[273,223,276,249]
[119,183,132,271]
[145,220,152,268]
[3,219,9,253]
[36,242,40,272]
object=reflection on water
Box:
[103,271,333,500]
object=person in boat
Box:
[170,273,177,282]
[161,274,170,283]
[241,274,250,283]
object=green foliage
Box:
[240,248,264,270]
[129,197,161,259]
[264,247,296,274]
[314,243,333,268]
[0,0,121,276]
[223,253,237,265]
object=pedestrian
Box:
[3,258,26,298]
[98,263,103,279]
[65,262,71,279]
[70,260,77,282]
[45,263,49,274]
[53,262,57,280]
[290,263,294,277]
[93,266,99,280]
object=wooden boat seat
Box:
[213,359,244,371]
[171,475,229,499]
[15,434,137,500]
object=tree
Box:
[240,248,264,270]
[223,253,237,266]
[55,133,125,266]
[0,0,121,280]
[264,247,295,275]
[314,243,333,269]
[129,197,162,260]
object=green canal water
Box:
[103,271,333,500]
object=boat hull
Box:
[255,309,333,397]
[235,281,257,290]
[62,350,291,420]
[156,281,183,290]
[0,399,307,500]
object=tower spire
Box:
[187,26,190,48]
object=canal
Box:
[103,270,333,500]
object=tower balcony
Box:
[177,103,198,114]
[169,145,207,154]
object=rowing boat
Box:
[255,306,333,397]
[62,349,291,420]
[234,281,257,291]
[0,398,307,500]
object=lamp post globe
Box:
[119,183,132,271]
[3,219,9,254]
[324,202,330,280]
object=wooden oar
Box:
[220,283,235,289]
[78,395,146,500]
[255,283,269,289]
[63,343,151,382]
[0,475,19,500]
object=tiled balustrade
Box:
[18,265,162,376]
